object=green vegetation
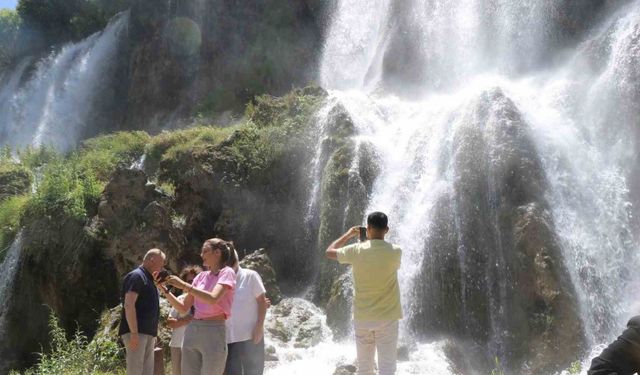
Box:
[157,88,325,189]
[76,131,150,181]
[568,360,582,375]
[23,131,149,222]
[145,125,238,171]
[12,312,124,375]
[0,88,324,262]
[0,132,148,257]
[0,195,29,254]
[0,9,22,68]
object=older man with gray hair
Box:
[118,248,166,375]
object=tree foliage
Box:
[16,0,131,44]
[0,9,22,68]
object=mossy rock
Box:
[325,271,353,339]
[93,299,174,355]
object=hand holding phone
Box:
[359,226,367,242]
[155,269,170,283]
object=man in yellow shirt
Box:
[325,212,402,375]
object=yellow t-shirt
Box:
[336,239,402,321]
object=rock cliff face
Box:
[122,0,327,131]
[91,168,187,274]
[410,90,583,373]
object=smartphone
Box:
[359,226,367,242]
[156,269,170,283]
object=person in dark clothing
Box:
[118,248,166,375]
[588,316,640,375]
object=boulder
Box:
[265,298,326,349]
[93,298,174,354]
[93,168,187,274]
[333,364,357,375]
[239,249,282,305]
[325,271,353,339]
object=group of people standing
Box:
[118,211,403,375]
[118,238,268,375]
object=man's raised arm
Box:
[326,226,360,260]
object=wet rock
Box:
[397,337,418,362]
[411,89,584,373]
[93,168,186,274]
[265,298,326,349]
[125,0,324,130]
[239,249,282,305]
[333,364,357,375]
[1,217,119,374]
[265,344,278,362]
[313,103,381,333]
[325,271,353,339]
[315,104,360,304]
[93,297,174,353]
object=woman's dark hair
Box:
[179,265,202,282]
[205,238,238,268]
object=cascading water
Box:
[0,234,23,354]
[0,12,129,151]
[269,0,640,374]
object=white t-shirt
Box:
[226,267,267,344]
[169,294,191,348]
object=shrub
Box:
[15,146,60,170]
[23,159,100,222]
[19,312,124,375]
[21,132,148,222]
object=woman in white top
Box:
[167,265,202,375]
[225,252,268,375]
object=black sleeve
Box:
[123,272,145,295]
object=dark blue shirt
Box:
[118,266,159,337]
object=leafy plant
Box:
[21,312,124,375]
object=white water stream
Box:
[0,13,128,151]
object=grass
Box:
[0,133,150,251]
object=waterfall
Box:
[0,12,129,151]
[268,0,640,373]
[0,234,23,353]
